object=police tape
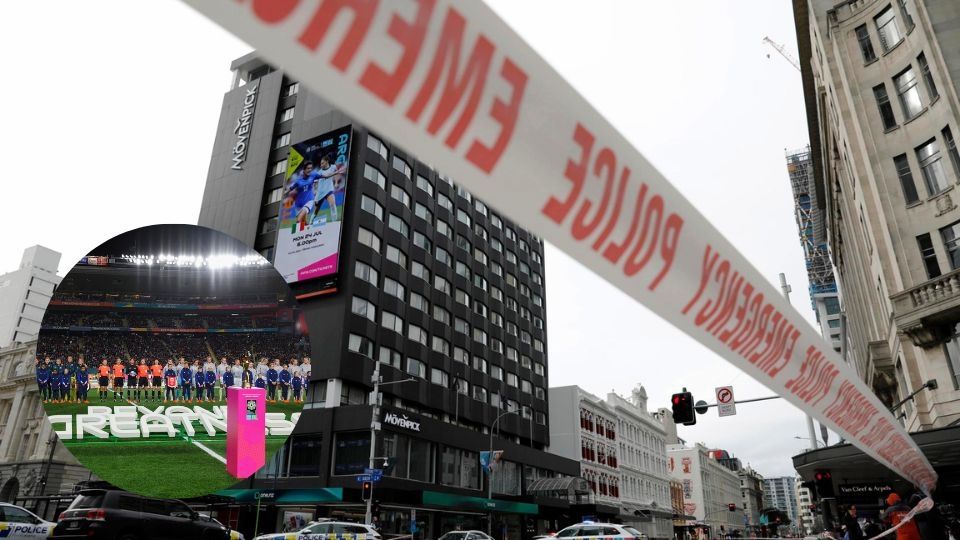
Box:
[178,0,937,492]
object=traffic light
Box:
[728,503,737,512]
[361,481,373,501]
[371,499,381,518]
[814,470,834,498]
[671,390,696,425]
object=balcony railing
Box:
[891,268,960,348]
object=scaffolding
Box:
[786,146,837,311]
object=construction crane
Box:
[763,36,801,72]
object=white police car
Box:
[253,521,380,540]
[0,503,56,538]
[554,522,646,540]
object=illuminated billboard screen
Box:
[274,125,352,284]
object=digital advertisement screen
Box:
[274,125,352,284]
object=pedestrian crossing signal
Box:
[671,391,696,425]
[361,481,372,501]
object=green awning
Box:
[215,488,343,504]
[422,491,538,515]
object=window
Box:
[943,325,960,390]
[507,373,518,387]
[473,328,487,345]
[491,214,502,229]
[367,134,389,161]
[361,195,384,220]
[352,297,376,322]
[455,289,470,307]
[506,346,518,360]
[521,331,532,345]
[412,261,429,282]
[521,379,532,394]
[916,52,938,102]
[490,365,503,380]
[506,273,517,288]
[534,339,544,352]
[406,358,426,378]
[856,25,877,63]
[490,311,503,327]
[491,262,502,277]
[473,356,487,373]
[388,214,409,238]
[456,209,472,226]
[438,193,454,212]
[408,324,428,346]
[413,231,432,252]
[456,234,472,252]
[456,184,472,202]
[280,107,295,122]
[944,126,960,178]
[474,248,488,265]
[519,261,530,276]
[392,155,411,178]
[390,184,411,207]
[520,355,532,369]
[873,84,897,131]
[382,311,403,334]
[490,339,503,354]
[533,294,543,307]
[409,291,429,312]
[354,261,378,285]
[261,216,278,235]
[432,336,450,356]
[435,246,452,267]
[455,318,470,335]
[433,305,451,325]
[491,286,503,302]
[536,411,546,425]
[436,219,453,239]
[265,187,284,205]
[383,277,405,300]
[286,82,300,96]
[440,446,479,490]
[271,159,287,176]
[473,300,487,317]
[454,378,469,395]
[379,346,402,369]
[386,245,407,267]
[274,132,291,149]
[897,0,915,32]
[491,238,503,253]
[894,154,919,204]
[474,200,488,216]
[453,347,469,364]
[431,368,449,387]
[505,227,517,241]
[895,66,923,120]
[474,225,488,240]
[875,7,903,52]
[534,362,545,376]
[473,385,487,402]
[456,261,471,280]
[377,432,435,483]
[364,164,386,189]
[941,221,960,270]
[434,275,451,295]
[416,174,434,196]
[917,139,949,196]
[824,297,841,315]
[348,334,374,357]
[414,202,432,223]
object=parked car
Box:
[438,531,494,540]
[554,522,645,540]
[52,489,229,539]
[0,502,56,538]
[198,513,245,540]
[253,521,380,540]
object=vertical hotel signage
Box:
[231,82,259,170]
[273,125,352,284]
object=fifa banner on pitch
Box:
[182,0,937,492]
[275,125,352,284]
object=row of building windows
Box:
[854,2,915,64]
[872,51,938,133]
[894,125,960,204]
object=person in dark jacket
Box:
[909,493,947,540]
[843,505,865,540]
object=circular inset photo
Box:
[35,224,310,499]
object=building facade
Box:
[548,385,672,537]
[667,444,742,537]
[738,466,765,531]
[198,54,578,540]
[796,479,817,534]
[762,476,800,529]
[795,0,960,429]
[0,246,61,349]
[0,340,93,520]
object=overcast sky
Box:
[0,2,821,477]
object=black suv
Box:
[53,489,229,540]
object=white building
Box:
[796,479,817,534]
[549,385,672,538]
[0,246,60,348]
[667,443,742,536]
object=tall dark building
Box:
[198,54,579,539]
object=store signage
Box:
[383,411,421,432]
[231,82,258,170]
[838,483,895,497]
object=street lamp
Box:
[487,408,518,537]
[365,362,416,525]
[793,435,823,448]
[890,379,937,414]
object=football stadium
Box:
[35,225,310,499]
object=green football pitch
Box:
[43,399,302,499]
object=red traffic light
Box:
[673,395,681,405]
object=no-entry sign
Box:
[716,386,736,417]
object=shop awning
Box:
[215,488,344,504]
[422,491,539,515]
[527,476,592,495]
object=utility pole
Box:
[365,365,415,525]
[780,273,819,451]
[488,409,517,537]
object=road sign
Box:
[365,468,382,475]
[716,386,736,417]
[356,475,371,482]
[694,400,709,415]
